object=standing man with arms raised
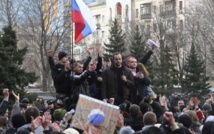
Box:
[101,52,134,105]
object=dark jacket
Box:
[140,50,153,65]
[131,66,151,103]
[124,115,143,131]
[48,56,55,69]
[51,63,71,95]
[101,65,134,99]
[70,70,91,103]
[0,100,9,116]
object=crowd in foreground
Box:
[1,46,214,134]
[1,88,214,134]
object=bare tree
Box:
[0,0,21,27]
[17,0,71,91]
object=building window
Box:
[102,15,105,23]
[165,1,173,11]
[95,14,101,24]
[160,5,164,13]
[153,6,156,14]
[180,20,183,31]
[146,25,150,35]
[102,31,105,38]
[125,5,128,17]
[136,9,138,18]
[153,23,157,32]
[109,8,112,21]
[140,3,151,19]
[140,3,151,15]
[179,1,183,11]
[116,2,122,15]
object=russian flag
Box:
[72,0,97,44]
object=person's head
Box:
[184,110,199,123]
[73,61,83,74]
[202,121,214,134]
[24,106,40,123]
[0,116,7,128]
[128,57,137,69]
[11,113,26,128]
[113,52,122,68]
[53,109,67,121]
[202,104,212,117]
[129,104,140,117]
[63,128,79,134]
[119,126,134,134]
[64,60,71,70]
[143,112,157,126]
[47,100,55,109]
[70,59,76,69]
[88,61,97,71]
[178,114,192,129]
[177,100,185,107]
[139,101,150,114]
[58,51,68,63]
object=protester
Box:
[101,52,134,105]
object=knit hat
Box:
[88,109,105,126]
[58,51,68,60]
[53,109,67,121]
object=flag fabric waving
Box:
[72,0,97,44]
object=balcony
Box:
[141,14,152,20]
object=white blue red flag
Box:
[72,0,97,43]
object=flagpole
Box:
[71,0,74,63]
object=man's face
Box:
[113,54,122,68]
[74,63,83,74]
[178,100,185,107]
[88,62,96,71]
[128,57,137,69]
[61,56,68,64]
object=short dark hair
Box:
[139,101,150,114]
[24,106,40,123]
[112,52,121,59]
[129,104,140,117]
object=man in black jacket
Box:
[51,51,71,97]
[101,52,134,105]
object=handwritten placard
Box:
[71,94,120,134]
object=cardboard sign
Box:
[71,94,120,134]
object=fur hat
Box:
[58,51,68,60]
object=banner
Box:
[71,94,120,134]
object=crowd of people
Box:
[1,46,214,134]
